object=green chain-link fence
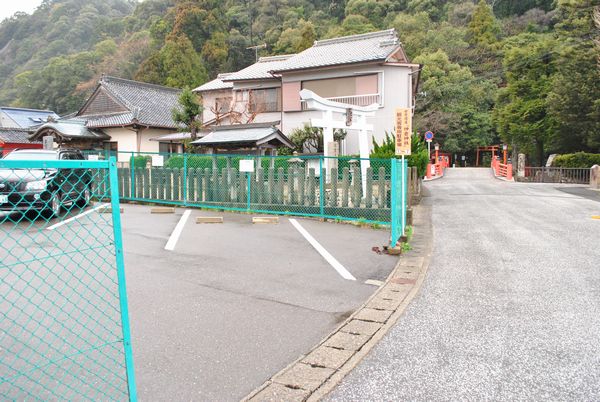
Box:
[84,151,407,246]
[0,157,136,400]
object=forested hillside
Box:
[0,0,598,162]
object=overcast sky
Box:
[0,0,44,22]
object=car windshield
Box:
[3,152,57,161]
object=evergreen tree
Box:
[494,33,557,165]
[547,0,600,152]
[172,87,202,141]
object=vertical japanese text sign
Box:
[395,108,412,156]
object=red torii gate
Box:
[475,145,500,167]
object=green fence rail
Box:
[0,157,136,400]
[84,151,407,246]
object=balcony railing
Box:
[301,93,381,110]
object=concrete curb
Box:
[243,204,433,402]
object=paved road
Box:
[119,205,397,401]
[329,168,600,400]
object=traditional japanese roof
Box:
[271,29,407,73]
[191,122,293,148]
[77,76,182,129]
[30,119,110,141]
[0,107,59,128]
[150,132,193,142]
[193,73,234,92]
[0,128,40,144]
[223,55,294,81]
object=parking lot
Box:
[2,199,398,400]
[111,204,397,400]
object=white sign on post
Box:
[151,155,164,167]
[87,154,99,161]
[239,159,254,173]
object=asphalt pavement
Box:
[118,206,397,401]
[329,168,600,400]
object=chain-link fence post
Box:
[108,157,138,401]
[401,158,407,237]
[183,152,188,206]
[390,158,398,247]
[319,157,324,217]
[129,152,135,199]
[246,171,251,211]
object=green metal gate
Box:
[0,157,136,400]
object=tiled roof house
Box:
[0,127,43,156]
[0,107,59,128]
[193,29,420,156]
[36,76,186,160]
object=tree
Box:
[135,34,208,88]
[547,0,600,153]
[325,15,377,38]
[287,124,346,153]
[172,87,202,141]
[274,20,316,54]
[494,33,556,165]
[467,0,501,48]
[413,50,497,154]
[201,32,229,78]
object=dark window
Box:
[159,142,176,154]
[104,142,118,152]
[215,97,232,113]
[249,88,281,113]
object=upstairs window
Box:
[214,97,233,113]
[249,88,281,113]
[301,74,380,106]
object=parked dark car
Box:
[0,149,92,217]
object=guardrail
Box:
[491,157,513,180]
[519,167,590,184]
[425,158,447,180]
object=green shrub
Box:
[371,132,429,177]
[131,155,151,168]
[552,152,600,168]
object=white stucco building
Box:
[194,29,420,155]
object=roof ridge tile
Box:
[257,54,295,62]
[313,29,396,47]
[100,75,182,93]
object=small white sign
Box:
[239,159,254,173]
[152,155,164,167]
[88,154,99,161]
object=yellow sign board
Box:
[395,108,412,156]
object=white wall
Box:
[105,127,175,162]
[201,89,232,123]
[280,63,414,155]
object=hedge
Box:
[551,152,600,168]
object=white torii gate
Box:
[299,89,378,194]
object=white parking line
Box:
[46,203,109,231]
[289,218,356,281]
[165,210,191,251]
